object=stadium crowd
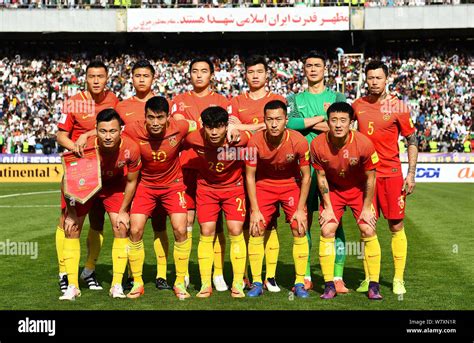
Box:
[0,48,472,154]
[0,0,466,8]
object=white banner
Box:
[401,163,474,183]
[127,8,349,32]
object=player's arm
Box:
[315,169,338,227]
[56,130,85,158]
[245,163,265,236]
[286,94,325,131]
[74,129,96,151]
[358,169,377,230]
[312,120,329,133]
[116,170,139,231]
[292,164,311,236]
[404,133,418,195]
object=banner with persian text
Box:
[127,7,349,32]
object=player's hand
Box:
[116,211,130,231]
[358,208,377,230]
[291,209,307,237]
[73,133,88,157]
[319,208,338,229]
[227,125,241,143]
[64,216,79,235]
[250,210,266,237]
[403,173,416,195]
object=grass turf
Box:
[0,182,472,310]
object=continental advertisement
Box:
[0,164,63,183]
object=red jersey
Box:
[310,130,379,191]
[171,91,231,127]
[353,95,415,178]
[230,92,286,125]
[58,91,119,142]
[123,118,191,189]
[184,129,251,191]
[246,129,310,187]
[85,135,141,188]
[116,95,172,125]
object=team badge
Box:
[339,169,346,178]
[107,171,114,177]
[383,112,391,121]
[117,161,126,168]
[286,154,295,162]
[169,135,178,147]
[349,157,359,166]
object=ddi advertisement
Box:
[0,164,63,183]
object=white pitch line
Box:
[0,190,60,199]
[0,205,59,208]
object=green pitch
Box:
[0,183,472,310]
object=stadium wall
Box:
[0,5,472,32]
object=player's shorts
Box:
[196,186,246,224]
[68,187,124,218]
[130,182,187,217]
[319,187,378,225]
[374,176,406,221]
[256,184,303,229]
[182,168,197,210]
[307,166,319,213]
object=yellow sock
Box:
[154,230,169,280]
[84,228,104,271]
[111,238,128,286]
[248,236,264,284]
[243,228,250,279]
[362,235,381,283]
[264,228,279,280]
[362,256,369,280]
[293,236,309,285]
[198,235,214,285]
[55,226,66,274]
[63,238,80,288]
[127,239,145,285]
[229,233,246,285]
[174,238,191,285]
[319,236,335,283]
[184,226,193,278]
[392,228,407,281]
[213,231,226,277]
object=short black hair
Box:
[326,102,354,121]
[201,106,228,128]
[86,60,108,74]
[145,96,169,115]
[189,57,214,74]
[264,100,287,117]
[132,59,155,76]
[302,51,326,65]
[365,60,389,77]
[245,55,267,71]
[96,109,124,126]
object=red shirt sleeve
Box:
[245,135,258,167]
[396,103,416,138]
[310,139,324,171]
[126,140,142,173]
[359,134,379,171]
[295,134,310,167]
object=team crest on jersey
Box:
[106,171,114,177]
[286,154,295,162]
[169,135,178,147]
[117,161,126,168]
[383,112,392,121]
[349,157,359,166]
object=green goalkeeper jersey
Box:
[287,88,346,145]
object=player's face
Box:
[264,108,287,138]
[86,67,108,96]
[145,109,169,136]
[246,64,267,90]
[204,124,227,146]
[132,67,153,93]
[97,119,121,150]
[190,62,212,90]
[304,58,325,84]
[328,112,352,139]
[366,68,387,96]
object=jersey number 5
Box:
[368,121,375,135]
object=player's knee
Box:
[360,226,376,238]
[129,227,144,241]
[321,226,336,238]
[388,219,404,232]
